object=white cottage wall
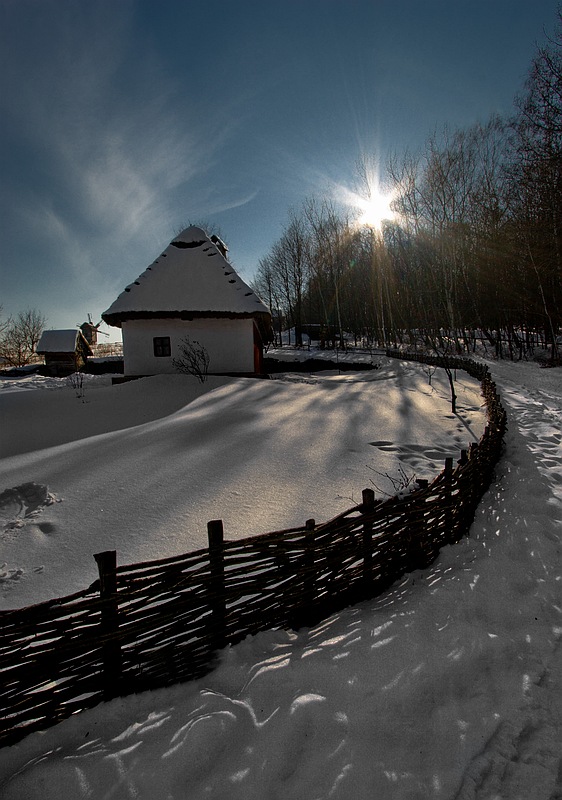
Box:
[121,318,255,376]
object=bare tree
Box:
[427,336,458,414]
[302,198,354,349]
[269,215,310,346]
[0,308,46,367]
[252,255,284,346]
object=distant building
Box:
[36,330,93,376]
[102,226,272,377]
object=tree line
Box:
[253,12,562,361]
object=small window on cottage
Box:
[153,336,171,357]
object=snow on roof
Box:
[102,226,271,328]
[36,329,86,353]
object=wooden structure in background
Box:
[36,329,93,377]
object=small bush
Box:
[172,338,210,383]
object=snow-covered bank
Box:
[0,359,484,609]
[0,373,232,458]
[0,358,560,799]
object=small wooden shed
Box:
[36,330,93,377]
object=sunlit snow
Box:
[0,355,560,799]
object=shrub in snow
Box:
[68,372,86,401]
[368,464,419,498]
[172,337,210,383]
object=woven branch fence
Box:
[0,355,506,747]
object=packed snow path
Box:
[0,359,560,799]
[456,361,562,800]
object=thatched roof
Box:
[102,227,271,338]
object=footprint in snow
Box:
[0,563,24,583]
[0,482,59,533]
[0,563,44,589]
[369,441,459,466]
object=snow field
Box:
[0,357,560,798]
[0,359,484,609]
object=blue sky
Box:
[1,0,559,339]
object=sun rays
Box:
[334,158,397,231]
[356,188,395,229]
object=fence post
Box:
[362,488,375,595]
[297,518,316,627]
[468,441,480,512]
[444,457,455,541]
[208,520,226,652]
[94,550,122,699]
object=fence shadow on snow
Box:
[0,354,507,747]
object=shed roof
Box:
[102,227,271,332]
[37,329,92,354]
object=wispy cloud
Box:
[197,189,261,218]
[0,1,234,301]
[38,41,208,219]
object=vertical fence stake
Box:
[362,488,375,596]
[208,520,226,652]
[469,441,480,516]
[444,457,454,541]
[299,518,316,627]
[94,550,122,699]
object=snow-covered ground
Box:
[0,358,485,609]
[0,355,560,799]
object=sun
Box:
[335,176,397,231]
[357,190,395,230]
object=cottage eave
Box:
[103,308,267,324]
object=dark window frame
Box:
[153,336,171,357]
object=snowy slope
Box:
[0,357,560,799]
[0,359,484,609]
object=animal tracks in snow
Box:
[0,482,59,534]
[0,483,59,587]
[369,439,465,470]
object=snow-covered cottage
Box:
[102,227,272,377]
[36,329,93,376]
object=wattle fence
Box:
[0,355,507,748]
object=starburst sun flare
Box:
[357,189,395,229]
[336,181,397,231]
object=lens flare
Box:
[336,178,396,231]
[357,190,395,229]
